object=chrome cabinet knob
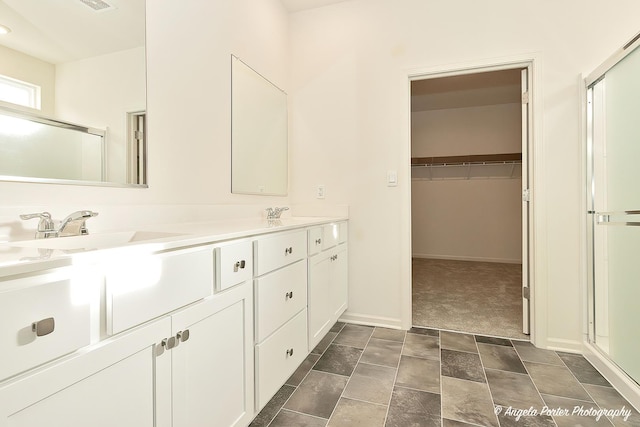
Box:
[32,317,55,337]
[285,291,293,300]
[162,336,177,350]
[286,348,294,357]
[177,329,190,343]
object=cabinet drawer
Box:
[308,227,323,256]
[106,245,214,335]
[254,230,306,276]
[255,309,307,410]
[217,240,253,292]
[320,222,348,251]
[255,260,307,343]
[0,270,97,381]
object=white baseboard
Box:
[583,341,640,412]
[339,311,403,330]
[412,253,522,264]
[544,337,583,353]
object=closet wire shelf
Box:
[411,153,522,181]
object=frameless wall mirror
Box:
[231,55,288,195]
[0,0,147,187]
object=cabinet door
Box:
[308,252,332,352]
[0,317,171,427]
[330,244,348,321]
[171,282,254,427]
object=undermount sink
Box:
[9,231,186,251]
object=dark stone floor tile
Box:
[327,398,387,427]
[475,335,513,347]
[583,384,640,426]
[330,322,346,333]
[442,376,499,427]
[541,394,614,427]
[360,338,403,367]
[440,331,478,353]
[249,384,295,427]
[525,361,593,401]
[441,349,485,383]
[385,387,441,427]
[286,353,320,386]
[478,343,527,374]
[557,352,611,387]
[497,411,556,427]
[269,410,328,427]
[313,344,362,377]
[284,370,348,419]
[512,341,563,365]
[396,355,440,393]
[409,327,440,337]
[485,368,545,410]
[333,324,374,349]
[443,419,477,427]
[312,332,338,355]
[371,327,406,342]
[403,333,440,360]
[343,362,396,405]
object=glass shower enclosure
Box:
[586,35,640,387]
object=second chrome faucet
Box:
[20,210,99,239]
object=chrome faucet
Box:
[20,210,99,239]
[57,210,99,237]
[265,207,289,220]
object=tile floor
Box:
[250,323,640,427]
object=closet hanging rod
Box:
[411,153,522,167]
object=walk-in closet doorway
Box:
[409,64,533,340]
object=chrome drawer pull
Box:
[32,317,55,337]
[285,291,294,300]
[315,238,322,245]
[284,247,293,255]
[177,329,190,343]
[286,348,294,357]
[233,260,246,272]
[162,336,177,350]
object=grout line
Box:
[322,326,375,424]
[382,328,407,426]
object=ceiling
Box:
[0,0,145,64]
[280,0,350,12]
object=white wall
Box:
[411,103,522,263]
[0,44,55,115]
[0,0,290,240]
[55,47,146,183]
[288,0,640,349]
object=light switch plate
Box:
[387,170,398,187]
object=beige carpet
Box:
[412,258,528,340]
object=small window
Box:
[0,75,41,109]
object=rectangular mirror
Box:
[231,55,288,195]
[0,0,147,187]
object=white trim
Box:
[583,341,640,412]
[402,53,544,346]
[412,254,522,265]
[545,337,583,353]
[339,312,403,330]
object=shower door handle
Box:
[594,211,640,226]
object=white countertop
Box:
[0,216,347,278]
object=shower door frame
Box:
[583,32,640,409]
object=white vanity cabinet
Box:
[170,280,254,427]
[0,266,100,383]
[0,316,170,427]
[308,222,348,351]
[253,230,308,411]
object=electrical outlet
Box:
[316,185,325,199]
